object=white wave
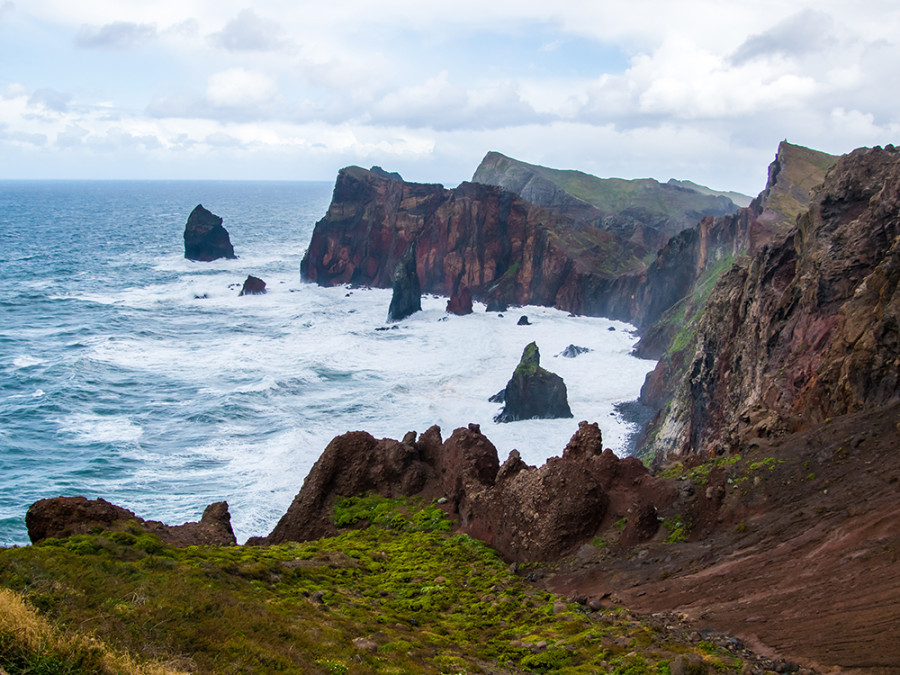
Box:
[12,355,45,369]
[59,413,144,444]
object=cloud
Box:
[206,68,279,109]
[75,21,157,49]
[27,88,71,113]
[55,123,89,147]
[0,130,48,146]
[209,9,286,52]
[369,72,548,130]
[730,9,834,64]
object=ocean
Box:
[0,180,657,546]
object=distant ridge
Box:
[472,151,742,255]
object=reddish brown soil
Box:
[541,402,900,674]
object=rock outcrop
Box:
[446,284,473,315]
[387,242,422,322]
[239,275,266,296]
[184,204,236,261]
[25,497,237,547]
[493,343,572,423]
[642,145,900,460]
[558,344,592,358]
[258,421,677,562]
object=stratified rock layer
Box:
[184,204,236,261]
[26,497,237,547]
[645,145,900,459]
[494,342,572,423]
[300,166,647,316]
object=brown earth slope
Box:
[543,402,900,674]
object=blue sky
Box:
[1,1,899,195]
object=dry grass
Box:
[0,587,187,675]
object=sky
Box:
[1,1,899,195]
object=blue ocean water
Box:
[0,180,656,546]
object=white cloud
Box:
[205,68,279,108]
[74,21,157,49]
[1,1,899,189]
[209,9,286,52]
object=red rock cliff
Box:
[301,166,647,315]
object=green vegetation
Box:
[0,497,745,674]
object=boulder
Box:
[184,204,236,261]
[494,342,573,423]
[446,284,473,315]
[387,242,421,322]
[517,315,530,325]
[25,496,236,547]
[239,275,267,296]
[558,344,592,358]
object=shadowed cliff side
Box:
[641,145,900,462]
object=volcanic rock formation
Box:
[493,342,572,423]
[300,166,648,316]
[26,497,237,547]
[387,242,422,322]
[446,283,473,315]
[239,275,266,296]
[183,204,236,261]
[257,421,676,562]
[642,144,900,461]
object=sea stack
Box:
[387,242,421,322]
[446,284,473,315]
[494,342,573,423]
[184,204,236,261]
[239,275,266,296]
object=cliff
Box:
[472,151,742,255]
[630,141,839,353]
[641,145,900,461]
[300,166,648,314]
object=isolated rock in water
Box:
[239,275,267,296]
[558,344,592,358]
[446,284,473,315]
[25,496,237,547]
[517,315,530,325]
[184,204,236,261]
[387,242,421,322]
[494,342,573,423]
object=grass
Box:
[0,497,745,674]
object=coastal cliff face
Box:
[301,166,647,313]
[643,145,900,460]
[629,141,838,350]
